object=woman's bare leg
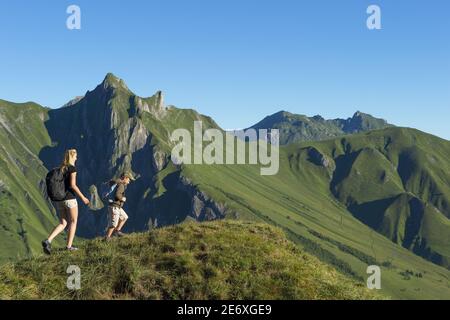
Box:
[67,205,78,248]
[47,209,69,242]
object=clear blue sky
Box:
[1,0,449,139]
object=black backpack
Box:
[46,168,67,201]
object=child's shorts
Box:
[108,206,128,228]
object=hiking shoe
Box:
[66,246,79,251]
[113,230,126,237]
[104,236,112,242]
[42,240,52,255]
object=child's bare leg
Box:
[116,217,127,232]
[106,227,115,238]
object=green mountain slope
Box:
[0,220,382,300]
[320,128,450,267]
[179,128,450,299]
[249,110,392,145]
[0,100,62,263]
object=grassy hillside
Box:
[326,128,450,266]
[0,220,381,300]
[0,100,62,264]
[180,128,450,299]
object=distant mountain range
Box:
[0,73,449,299]
[248,110,393,144]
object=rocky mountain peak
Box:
[351,111,372,120]
[99,73,131,93]
[343,111,390,133]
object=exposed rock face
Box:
[307,147,336,173]
[156,91,164,110]
[136,97,150,114]
[152,91,167,119]
[88,185,104,211]
[177,176,227,221]
[129,119,149,153]
[151,147,168,172]
[112,117,149,164]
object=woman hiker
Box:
[42,149,90,254]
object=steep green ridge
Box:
[179,128,450,299]
[0,220,382,300]
[325,128,450,267]
[249,110,392,145]
[0,100,62,264]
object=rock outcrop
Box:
[177,176,228,221]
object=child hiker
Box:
[105,172,135,240]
